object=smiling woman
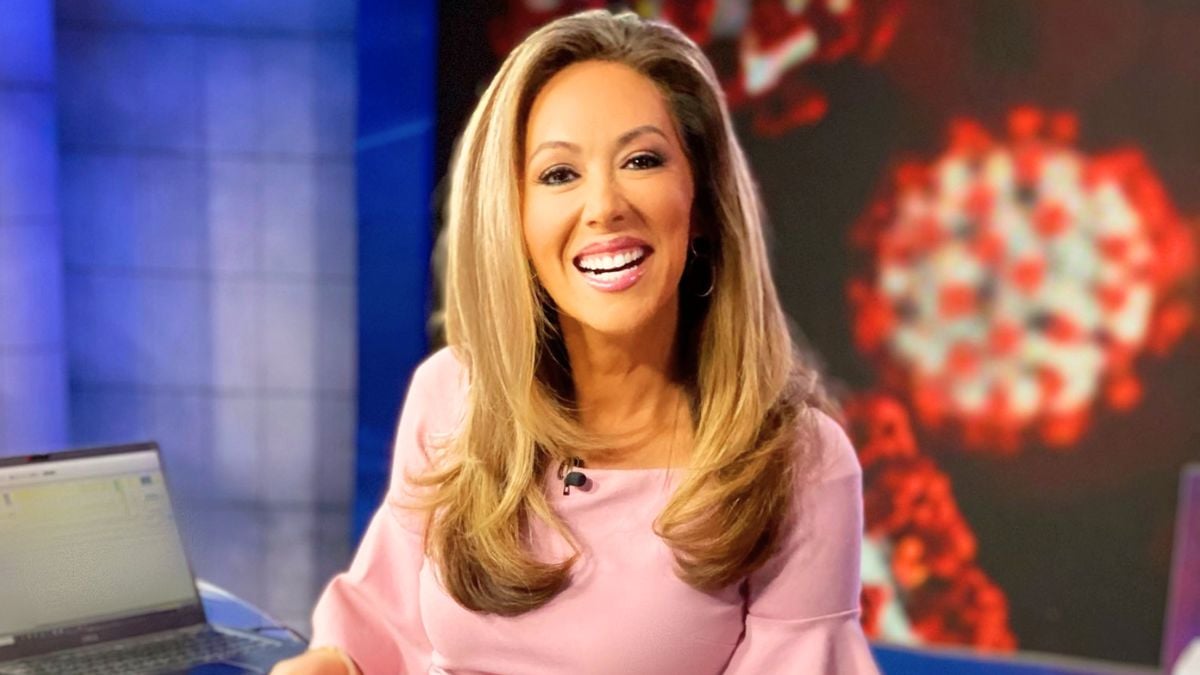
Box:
[273,9,878,675]
[523,61,694,338]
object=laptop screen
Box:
[0,443,205,660]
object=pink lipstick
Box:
[572,236,653,293]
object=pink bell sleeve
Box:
[723,411,880,675]
[308,349,463,675]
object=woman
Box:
[275,9,877,675]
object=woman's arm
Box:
[723,411,880,675]
[279,349,464,675]
[270,646,359,675]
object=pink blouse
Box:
[309,348,879,674]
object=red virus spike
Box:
[947,342,981,377]
[1041,410,1089,447]
[1010,256,1046,294]
[988,322,1022,357]
[972,229,1006,265]
[1008,106,1043,142]
[1033,202,1070,238]
[1048,112,1079,144]
[1096,284,1128,313]
[1046,315,1083,343]
[1105,370,1143,411]
[1149,301,1194,356]
[939,283,977,318]
[949,118,992,155]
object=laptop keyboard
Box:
[1,627,277,675]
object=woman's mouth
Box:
[572,246,652,292]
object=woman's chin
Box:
[582,319,651,339]
[567,299,678,341]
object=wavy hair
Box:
[416,9,830,616]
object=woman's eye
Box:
[537,166,577,185]
[624,153,664,170]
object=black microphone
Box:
[559,457,587,495]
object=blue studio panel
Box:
[355,0,438,539]
[0,0,69,456]
[55,0,359,505]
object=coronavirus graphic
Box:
[718,0,904,136]
[488,0,904,137]
[848,394,1016,649]
[850,108,1197,452]
[489,0,606,56]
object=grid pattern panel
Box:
[0,0,69,456]
[57,2,358,505]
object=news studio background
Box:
[2,1,1198,673]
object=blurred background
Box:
[0,0,392,640]
[1,0,1197,672]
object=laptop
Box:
[0,442,307,674]
[1164,464,1200,673]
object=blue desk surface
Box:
[198,581,1158,675]
[871,643,1158,675]
[199,580,306,648]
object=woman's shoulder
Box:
[387,347,469,506]
[407,346,470,437]
[412,345,468,387]
[800,407,862,487]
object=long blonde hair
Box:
[420,9,829,616]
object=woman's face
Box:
[522,60,695,339]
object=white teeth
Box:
[578,247,646,272]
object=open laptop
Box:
[0,442,307,674]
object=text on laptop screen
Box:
[0,450,198,641]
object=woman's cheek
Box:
[522,207,555,273]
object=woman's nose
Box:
[581,173,627,229]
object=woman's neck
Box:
[559,304,692,467]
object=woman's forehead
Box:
[524,61,680,153]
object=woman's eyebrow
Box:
[527,125,670,163]
[615,124,668,148]
[528,139,580,162]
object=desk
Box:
[198,580,308,648]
